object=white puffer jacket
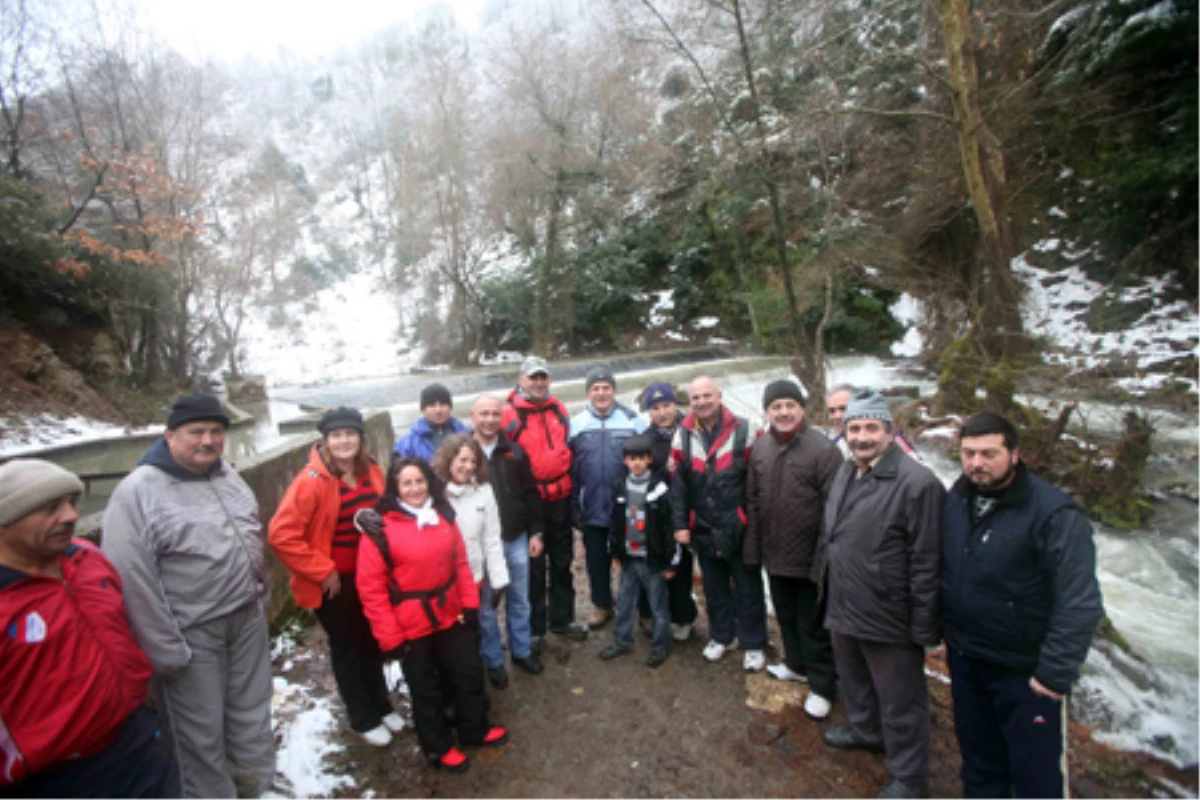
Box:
[446,480,509,590]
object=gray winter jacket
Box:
[815,441,944,647]
[101,438,269,676]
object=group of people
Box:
[0,357,1105,799]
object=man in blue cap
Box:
[641,381,698,640]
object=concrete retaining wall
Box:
[81,410,395,629]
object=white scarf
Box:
[400,497,439,528]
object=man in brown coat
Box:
[745,380,843,720]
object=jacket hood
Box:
[508,389,565,414]
[138,436,223,481]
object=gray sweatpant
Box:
[831,632,930,783]
[155,603,275,798]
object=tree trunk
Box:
[937,0,1025,359]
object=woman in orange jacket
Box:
[268,407,401,747]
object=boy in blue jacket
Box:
[598,435,678,667]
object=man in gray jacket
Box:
[103,394,275,798]
[814,389,944,799]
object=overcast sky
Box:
[135,0,487,62]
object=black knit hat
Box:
[317,406,365,435]
[167,393,230,430]
[420,383,452,409]
[762,379,806,410]
[622,434,653,456]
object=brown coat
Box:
[744,423,842,578]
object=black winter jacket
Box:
[669,406,752,561]
[816,442,944,647]
[609,475,676,572]
[941,464,1104,695]
[648,412,683,480]
[486,437,545,543]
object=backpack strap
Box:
[364,528,457,627]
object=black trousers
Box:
[314,576,393,733]
[401,622,492,758]
[948,648,1069,798]
[768,574,837,699]
[638,546,699,626]
[1,706,178,798]
[832,632,929,783]
[528,497,576,635]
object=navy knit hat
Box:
[317,406,365,435]
[167,393,230,430]
[844,388,893,424]
[762,379,806,410]
[642,382,676,410]
[585,365,616,392]
[420,383,452,409]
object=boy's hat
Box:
[622,434,653,456]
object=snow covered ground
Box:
[0,415,161,458]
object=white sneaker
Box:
[359,724,393,747]
[702,637,738,662]
[743,649,766,672]
[672,623,693,642]
[766,663,809,683]
[381,712,405,733]
[804,691,832,720]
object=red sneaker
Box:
[482,726,509,746]
[437,746,470,773]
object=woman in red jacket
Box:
[357,456,509,773]
[268,407,401,747]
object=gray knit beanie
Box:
[844,388,893,424]
[0,459,85,527]
[585,365,616,391]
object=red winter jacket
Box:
[0,541,152,787]
[356,509,479,652]
[501,390,573,502]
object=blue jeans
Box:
[696,547,767,650]
[612,558,671,655]
[479,535,533,666]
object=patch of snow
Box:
[708,337,732,345]
[692,316,719,329]
[0,416,161,457]
[1049,205,1069,219]
[273,671,360,798]
[890,293,926,358]
[647,290,674,328]
[478,351,524,366]
[240,270,416,389]
[1032,238,1061,253]
[664,330,689,342]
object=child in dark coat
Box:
[599,435,678,667]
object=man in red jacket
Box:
[502,356,587,651]
[0,459,175,797]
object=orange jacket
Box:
[268,445,385,609]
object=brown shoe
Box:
[588,608,613,629]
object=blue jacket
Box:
[569,402,646,527]
[393,416,468,462]
[941,464,1104,695]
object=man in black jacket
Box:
[942,412,1103,798]
[815,389,943,799]
[470,395,546,681]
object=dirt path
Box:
[274,543,1197,798]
